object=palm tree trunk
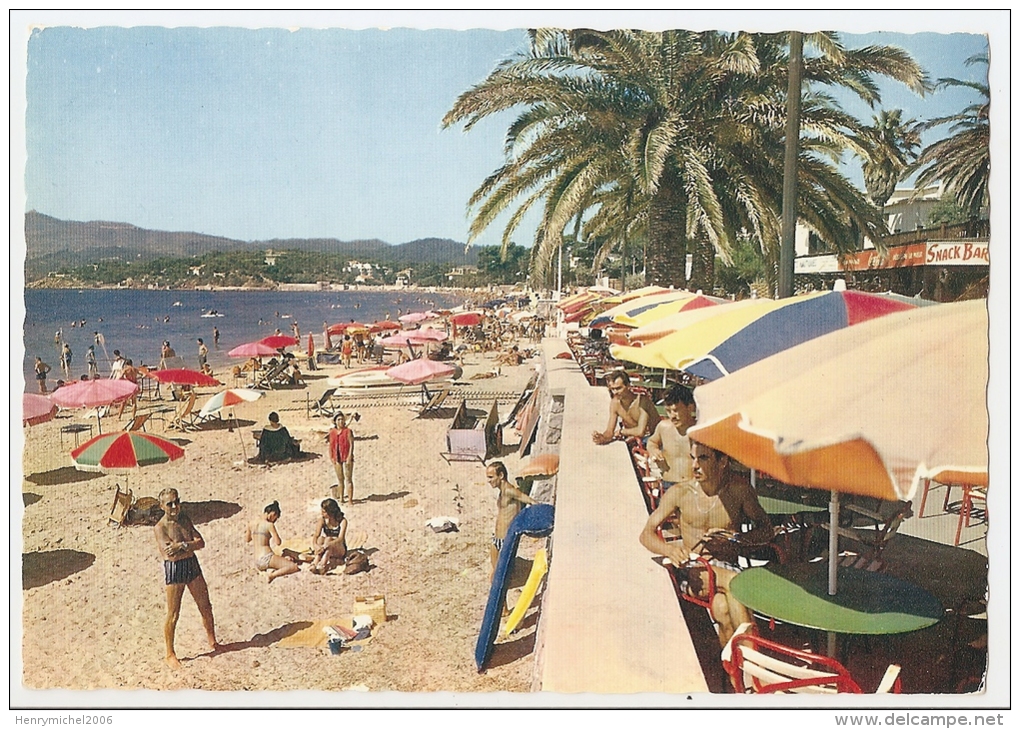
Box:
[688,236,716,293]
[646,167,687,288]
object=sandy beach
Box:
[19,346,542,695]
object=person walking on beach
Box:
[34,357,51,393]
[245,501,305,583]
[327,412,355,504]
[154,487,219,669]
[60,343,73,377]
[310,498,348,575]
[86,345,98,379]
[487,461,537,575]
[341,335,353,368]
[197,339,209,369]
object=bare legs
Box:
[310,542,347,574]
[163,575,218,670]
[266,554,301,583]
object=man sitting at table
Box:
[639,442,772,648]
[591,370,661,445]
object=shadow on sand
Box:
[357,491,409,504]
[23,549,96,589]
[24,466,104,487]
[185,500,243,525]
[23,492,43,507]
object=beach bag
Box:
[126,496,164,526]
[344,549,369,575]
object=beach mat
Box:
[277,616,376,649]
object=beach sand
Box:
[19,348,542,695]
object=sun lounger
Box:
[254,359,292,390]
[166,391,198,432]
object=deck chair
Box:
[123,412,150,432]
[311,387,339,418]
[820,500,911,571]
[722,623,902,694]
[254,359,290,390]
[413,386,449,418]
[167,390,198,431]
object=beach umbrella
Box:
[623,298,765,346]
[597,285,671,307]
[589,290,713,328]
[449,311,484,327]
[369,320,401,333]
[610,290,919,379]
[23,393,56,426]
[228,341,279,358]
[688,299,988,593]
[398,311,436,324]
[198,388,264,419]
[408,328,448,343]
[259,334,298,349]
[146,368,221,387]
[50,378,139,434]
[307,333,315,358]
[71,431,185,473]
[327,322,369,336]
[385,359,456,385]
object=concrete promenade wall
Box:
[532,338,708,694]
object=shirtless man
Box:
[639,443,772,647]
[154,488,219,668]
[592,370,661,445]
[245,501,303,583]
[487,461,537,574]
[646,385,697,489]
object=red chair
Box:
[722,623,902,694]
[955,485,988,546]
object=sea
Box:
[21,288,470,390]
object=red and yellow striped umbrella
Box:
[71,431,185,473]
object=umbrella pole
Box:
[828,490,840,595]
[234,412,248,463]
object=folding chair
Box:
[167,391,198,432]
[123,412,151,432]
[311,387,339,418]
[722,623,902,694]
[413,387,449,418]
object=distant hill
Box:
[24,211,478,279]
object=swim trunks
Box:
[491,536,504,552]
[164,554,202,585]
[256,552,273,572]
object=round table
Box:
[730,562,943,636]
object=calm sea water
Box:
[21,288,467,390]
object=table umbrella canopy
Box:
[199,388,264,418]
[597,285,671,307]
[23,393,56,426]
[228,341,279,358]
[611,290,919,379]
[259,334,298,349]
[589,290,723,329]
[146,368,221,387]
[71,431,185,473]
[385,359,456,385]
[369,320,401,333]
[50,378,139,409]
[688,299,988,502]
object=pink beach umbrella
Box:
[228,341,280,358]
[50,378,139,434]
[23,393,57,426]
[398,311,437,324]
[385,359,456,385]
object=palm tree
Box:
[860,109,921,209]
[911,53,990,219]
[444,29,926,291]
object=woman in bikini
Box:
[310,498,348,575]
[245,501,303,583]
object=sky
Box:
[13,10,1004,249]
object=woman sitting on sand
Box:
[310,498,348,575]
[245,501,306,583]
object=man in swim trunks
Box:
[646,385,697,490]
[154,488,219,669]
[640,442,772,648]
[592,370,661,446]
[487,461,537,576]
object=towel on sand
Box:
[278,616,374,649]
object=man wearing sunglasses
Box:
[154,488,220,669]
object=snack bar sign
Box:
[925,241,990,266]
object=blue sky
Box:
[15,10,1002,248]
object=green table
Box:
[730,562,943,636]
[758,495,828,517]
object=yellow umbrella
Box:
[596,284,671,307]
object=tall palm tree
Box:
[911,53,990,219]
[861,109,921,209]
[444,29,926,290]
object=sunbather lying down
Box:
[470,370,499,380]
[254,412,302,462]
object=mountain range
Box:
[23,211,479,279]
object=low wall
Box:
[531,339,708,694]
